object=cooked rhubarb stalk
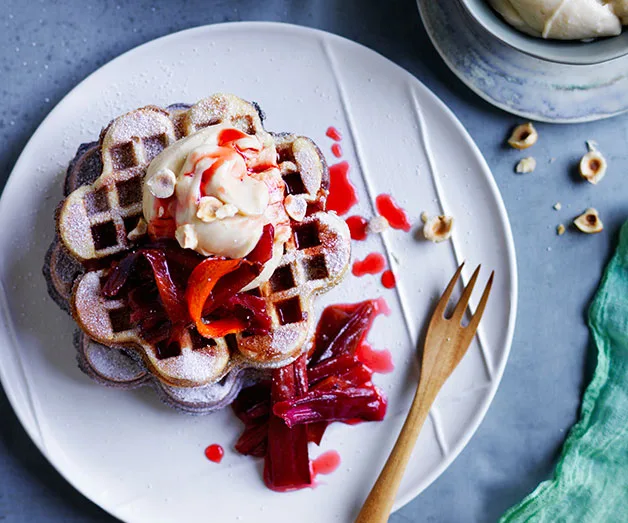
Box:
[273,385,387,428]
[264,356,313,492]
[308,300,382,365]
[235,420,269,458]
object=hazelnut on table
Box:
[574,208,603,234]
[508,123,538,150]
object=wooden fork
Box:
[356,263,494,523]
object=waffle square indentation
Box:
[142,134,168,162]
[109,308,131,333]
[269,265,296,292]
[303,254,328,281]
[275,297,303,325]
[225,333,239,352]
[91,221,118,251]
[111,142,137,171]
[283,172,307,196]
[294,222,321,250]
[155,339,182,360]
[117,177,143,208]
[85,188,109,215]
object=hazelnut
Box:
[146,168,176,199]
[553,202,562,211]
[574,208,603,234]
[579,151,607,184]
[215,203,238,219]
[556,224,565,236]
[127,217,147,241]
[175,224,199,249]
[196,196,223,222]
[367,215,389,234]
[423,215,454,242]
[515,157,536,174]
[420,211,429,224]
[508,123,538,150]
[284,194,307,222]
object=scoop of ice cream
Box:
[143,124,289,262]
[489,0,627,40]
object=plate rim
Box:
[0,20,518,521]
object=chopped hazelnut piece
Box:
[420,211,429,224]
[515,157,536,174]
[423,215,454,243]
[508,123,538,150]
[175,224,199,249]
[284,194,306,222]
[553,202,562,211]
[127,217,147,241]
[367,215,389,234]
[574,208,603,234]
[556,224,566,236]
[196,196,223,222]
[146,168,176,199]
[215,203,238,219]
[579,150,607,185]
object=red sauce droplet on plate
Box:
[327,161,358,216]
[356,342,394,374]
[375,194,411,232]
[345,215,368,241]
[381,270,396,289]
[331,143,342,158]
[352,253,386,276]
[204,444,224,463]
[374,296,391,316]
[312,450,341,477]
[326,126,342,141]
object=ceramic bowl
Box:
[459,0,628,65]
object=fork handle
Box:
[355,383,435,523]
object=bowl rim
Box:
[458,0,628,66]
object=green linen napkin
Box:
[501,221,628,523]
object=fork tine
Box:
[452,265,481,321]
[433,262,464,318]
[466,271,494,334]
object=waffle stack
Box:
[44,94,350,414]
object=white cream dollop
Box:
[143,124,289,265]
[489,0,628,40]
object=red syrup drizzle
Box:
[326,126,342,141]
[205,444,224,463]
[356,342,394,374]
[345,215,368,241]
[331,143,342,158]
[312,450,341,479]
[375,194,411,232]
[352,253,386,277]
[327,161,358,216]
[381,270,396,289]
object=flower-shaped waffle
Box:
[44,94,351,412]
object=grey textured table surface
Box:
[1,1,626,522]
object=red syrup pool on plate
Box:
[331,143,342,158]
[326,126,342,141]
[375,194,411,232]
[204,444,224,463]
[352,253,386,276]
[312,450,341,479]
[327,161,358,216]
[381,270,396,289]
[345,215,368,241]
[356,342,394,374]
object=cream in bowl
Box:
[489,0,628,40]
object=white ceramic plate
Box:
[0,22,517,523]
